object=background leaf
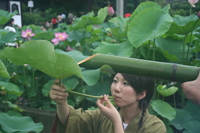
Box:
[0,112,43,133]
[0,60,10,78]
[93,41,133,57]
[151,99,176,121]
[128,7,173,48]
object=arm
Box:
[50,80,69,125]
[181,71,200,105]
[96,95,124,133]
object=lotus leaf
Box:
[151,99,176,121]
[0,112,43,133]
[157,85,178,97]
[0,40,83,80]
[128,7,173,48]
[0,60,10,78]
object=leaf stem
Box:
[65,89,115,99]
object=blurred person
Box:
[4,18,18,48]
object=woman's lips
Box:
[113,95,121,101]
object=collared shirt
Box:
[51,106,166,133]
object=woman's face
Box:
[111,73,144,108]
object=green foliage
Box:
[157,85,178,97]
[0,61,10,78]
[22,12,46,26]
[0,40,83,80]
[151,99,176,121]
[0,10,17,26]
[0,112,43,133]
[0,1,200,132]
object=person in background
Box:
[50,73,166,133]
[51,16,57,29]
[124,13,131,18]
[57,15,63,25]
[181,70,200,105]
[4,18,18,48]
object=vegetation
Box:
[0,1,200,132]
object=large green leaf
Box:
[127,7,173,48]
[34,31,54,42]
[0,60,10,78]
[155,37,192,62]
[0,29,17,44]
[0,10,17,25]
[170,108,200,132]
[123,1,161,39]
[71,7,108,30]
[0,112,43,133]
[0,81,22,97]
[151,99,176,121]
[67,29,86,42]
[0,40,82,80]
[167,14,200,35]
[183,101,200,122]
[131,1,161,18]
[56,50,115,86]
[55,49,88,63]
[93,41,133,57]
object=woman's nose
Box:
[114,82,122,92]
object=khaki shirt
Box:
[52,106,166,133]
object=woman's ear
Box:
[138,90,146,100]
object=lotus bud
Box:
[108,3,114,16]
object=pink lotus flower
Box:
[21,29,35,41]
[108,6,114,16]
[188,0,199,7]
[51,32,68,45]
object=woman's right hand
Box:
[50,79,68,104]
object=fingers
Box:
[50,81,68,102]
[96,95,112,108]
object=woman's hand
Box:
[50,79,70,125]
[181,71,200,105]
[50,79,68,104]
[96,95,120,122]
[97,95,124,133]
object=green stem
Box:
[65,89,115,99]
[147,40,151,59]
[187,31,193,60]
[173,94,176,108]
[187,19,199,61]
[153,39,156,61]
[32,69,35,90]
[182,35,187,64]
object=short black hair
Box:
[4,18,14,27]
[120,73,155,129]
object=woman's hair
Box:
[4,18,14,27]
[121,73,155,129]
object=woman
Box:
[4,18,18,48]
[50,73,166,133]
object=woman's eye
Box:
[123,82,130,86]
[113,79,117,83]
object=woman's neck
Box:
[121,105,141,124]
